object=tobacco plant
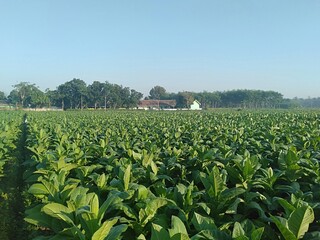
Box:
[20,110,320,239]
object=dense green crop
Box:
[2,110,320,239]
[0,113,21,179]
[0,112,25,239]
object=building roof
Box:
[138,100,176,108]
[192,100,201,105]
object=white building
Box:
[190,100,202,110]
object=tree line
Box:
[148,86,286,109]
[290,97,320,108]
[0,80,313,109]
[2,79,143,109]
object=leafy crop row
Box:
[4,110,319,239]
[0,112,26,239]
[0,113,21,180]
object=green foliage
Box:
[8,82,48,108]
[0,110,319,239]
[149,86,167,100]
[271,205,314,240]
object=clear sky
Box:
[1,0,319,98]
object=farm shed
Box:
[190,100,202,110]
[138,100,176,110]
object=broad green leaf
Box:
[241,219,255,236]
[96,173,106,188]
[271,216,297,240]
[87,193,99,218]
[221,187,246,201]
[67,225,86,240]
[113,202,137,220]
[74,193,89,210]
[57,156,67,170]
[98,194,123,222]
[42,203,74,225]
[124,164,131,191]
[142,151,151,167]
[132,151,142,161]
[288,205,314,239]
[232,222,245,238]
[28,183,52,196]
[75,205,91,216]
[287,148,298,163]
[243,158,254,180]
[40,179,58,197]
[150,160,158,175]
[79,212,99,238]
[201,166,226,199]
[25,205,52,228]
[191,212,216,232]
[191,229,232,240]
[151,223,170,240]
[234,236,249,240]
[171,233,190,240]
[105,224,128,240]
[92,218,118,240]
[274,197,296,217]
[69,186,89,207]
[137,184,149,200]
[225,166,242,183]
[139,198,168,226]
[225,198,243,214]
[251,227,264,240]
[137,234,147,240]
[196,203,211,215]
[100,139,106,148]
[175,132,181,139]
[185,182,194,206]
[169,215,188,237]
[61,163,78,172]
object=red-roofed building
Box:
[138,100,176,109]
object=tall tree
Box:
[149,86,167,109]
[129,89,143,108]
[176,91,194,108]
[109,84,122,109]
[56,78,87,109]
[7,90,19,107]
[10,82,33,107]
[102,81,113,109]
[87,81,105,109]
[120,86,131,108]
[194,91,221,108]
[8,82,46,108]
[0,91,6,101]
[28,86,47,108]
[45,89,57,108]
[149,86,167,100]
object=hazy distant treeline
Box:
[0,79,316,109]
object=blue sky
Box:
[1,0,319,98]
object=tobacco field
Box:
[1,110,320,239]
